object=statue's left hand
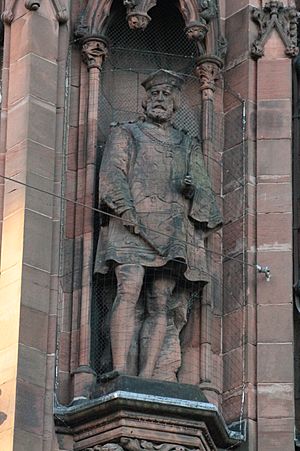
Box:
[121,208,140,234]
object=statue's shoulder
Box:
[109,119,140,130]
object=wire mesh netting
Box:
[90,0,250,428]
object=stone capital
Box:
[82,37,108,71]
[195,56,222,92]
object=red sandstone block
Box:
[14,428,43,451]
[247,304,256,345]
[257,343,293,383]
[26,172,54,218]
[224,106,243,150]
[19,306,48,352]
[257,212,292,249]
[258,59,291,100]
[47,315,57,355]
[223,309,243,353]
[257,100,291,140]
[257,182,292,214]
[226,0,260,18]
[222,388,245,423]
[8,54,57,107]
[257,139,291,178]
[223,188,244,224]
[223,218,244,256]
[22,264,51,313]
[10,14,58,63]
[56,370,72,405]
[256,251,292,304]
[211,315,222,354]
[15,380,45,435]
[224,60,256,111]
[257,382,294,419]
[223,347,243,392]
[257,304,293,343]
[225,7,251,65]
[223,255,244,313]
[23,209,53,272]
[59,331,71,373]
[263,30,287,60]
[18,344,47,388]
[27,140,55,179]
[257,417,294,451]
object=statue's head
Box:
[141,70,184,124]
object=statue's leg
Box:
[139,273,176,378]
[111,264,145,373]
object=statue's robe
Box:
[95,120,222,283]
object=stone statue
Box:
[95,69,222,381]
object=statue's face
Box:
[145,84,175,123]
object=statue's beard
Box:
[146,105,174,123]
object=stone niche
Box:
[55,0,243,450]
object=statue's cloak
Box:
[94,120,222,283]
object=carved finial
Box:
[251,1,299,59]
[82,38,108,70]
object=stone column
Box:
[0,5,68,451]
[195,56,222,400]
[73,37,108,400]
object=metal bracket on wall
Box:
[256,264,271,282]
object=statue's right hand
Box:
[121,208,140,234]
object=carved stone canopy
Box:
[251,1,299,59]
[75,0,225,61]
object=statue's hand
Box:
[182,174,195,199]
[121,208,140,234]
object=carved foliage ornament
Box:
[195,57,222,91]
[85,438,200,451]
[251,1,299,59]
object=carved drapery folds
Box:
[251,1,299,59]
[85,439,200,451]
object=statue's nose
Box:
[157,91,164,101]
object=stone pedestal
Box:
[55,376,242,451]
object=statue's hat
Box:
[141,69,184,91]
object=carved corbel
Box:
[251,1,299,59]
[82,37,108,71]
[123,0,157,30]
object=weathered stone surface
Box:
[257,343,293,383]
